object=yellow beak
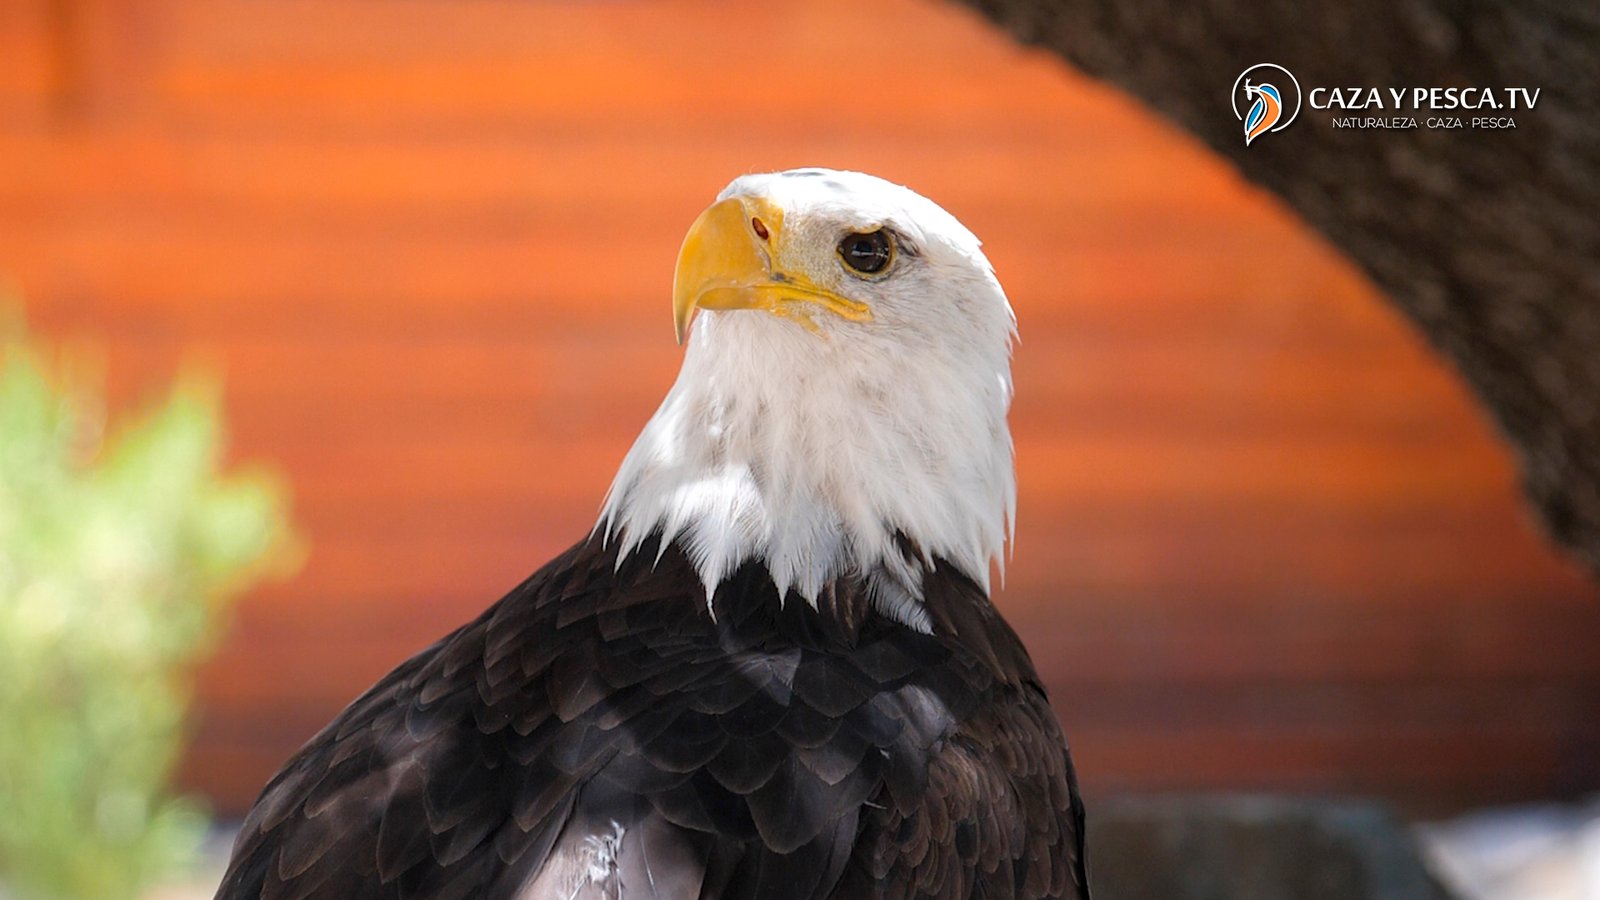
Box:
[671,197,873,343]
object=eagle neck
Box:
[596,311,1015,632]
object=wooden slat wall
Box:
[2,0,1596,816]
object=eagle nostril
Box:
[751,218,770,241]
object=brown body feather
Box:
[215,534,1088,899]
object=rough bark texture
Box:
[956,0,1600,575]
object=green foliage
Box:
[0,313,300,900]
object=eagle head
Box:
[600,169,1017,632]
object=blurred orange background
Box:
[3,0,1598,817]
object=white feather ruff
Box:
[597,170,1017,632]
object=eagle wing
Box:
[838,683,1089,899]
[214,537,1088,900]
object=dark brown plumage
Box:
[215,533,1088,899]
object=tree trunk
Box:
[957,0,1600,575]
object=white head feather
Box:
[598,169,1016,632]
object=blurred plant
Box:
[0,309,300,900]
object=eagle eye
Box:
[837,229,894,276]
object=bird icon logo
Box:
[1242,80,1283,146]
[1231,63,1302,147]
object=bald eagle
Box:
[216,169,1090,900]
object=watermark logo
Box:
[1232,65,1539,137]
[1232,63,1302,146]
